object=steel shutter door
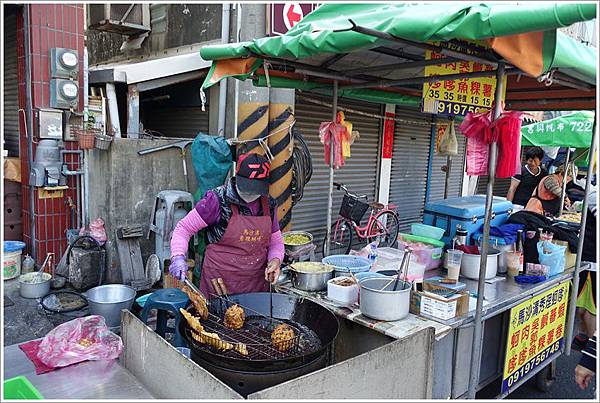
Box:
[428,121,467,202]
[291,96,382,248]
[389,108,432,232]
[3,13,19,157]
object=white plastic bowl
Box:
[327,276,359,305]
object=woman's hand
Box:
[265,258,281,284]
[169,255,188,281]
[575,364,594,390]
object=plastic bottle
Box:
[367,242,378,264]
[22,255,35,274]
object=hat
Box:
[235,153,270,196]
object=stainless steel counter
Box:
[3,342,154,399]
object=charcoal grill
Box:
[179,292,339,395]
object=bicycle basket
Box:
[339,194,369,223]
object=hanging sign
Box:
[268,3,319,36]
[422,40,506,117]
[501,281,570,395]
[382,112,395,159]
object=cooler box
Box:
[423,195,514,247]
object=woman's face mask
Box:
[236,184,260,203]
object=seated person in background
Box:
[507,147,546,206]
[525,164,575,217]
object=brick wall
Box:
[17,4,86,264]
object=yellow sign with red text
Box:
[501,281,570,394]
[422,41,506,117]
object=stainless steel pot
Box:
[85,284,136,328]
[19,272,52,299]
[282,231,314,254]
[289,263,333,292]
[359,277,411,321]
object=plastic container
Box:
[410,223,445,240]
[322,255,372,277]
[3,241,26,280]
[371,247,426,281]
[327,276,359,305]
[3,376,44,400]
[397,234,444,270]
[445,249,464,281]
[505,251,522,277]
[22,255,35,274]
[460,249,501,280]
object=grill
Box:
[183,297,321,361]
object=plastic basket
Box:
[95,134,113,150]
[73,127,100,150]
[322,255,372,275]
[3,376,44,400]
[339,194,369,223]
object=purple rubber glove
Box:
[169,255,187,281]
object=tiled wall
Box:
[17,4,86,264]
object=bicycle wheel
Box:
[368,211,400,248]
[322,220,353,257]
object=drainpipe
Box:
[233,3,241,141]
[23,5,36,260]
[217,3,230,136]
[83,46,90,227]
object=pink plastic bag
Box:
[465,135,489,176]
[37,315,123,368]
[459,110,493,142]
[80,217,107,246]
[319,121,345,169]
[494,111,524,178]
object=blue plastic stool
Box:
[140,288,189,347]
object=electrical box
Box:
[50,79,79,110]
[38,108,63,140]
[50,48,79,79]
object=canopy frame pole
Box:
[565,115,597,356]
[325,80,339,256]
[467,62,506,399]
[559,147,572,216]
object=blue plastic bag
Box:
[537,241,566,277]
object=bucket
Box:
[3,241,26,280]
[85,285,136,328]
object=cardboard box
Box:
[410,282,469,321]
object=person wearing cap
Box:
[168,153,284,297]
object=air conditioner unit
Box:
[88,4,150,36]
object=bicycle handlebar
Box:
[333,182,368,200]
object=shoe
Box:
[571,333,589,352]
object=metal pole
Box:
[217,3,230,135]
[467,63,506,399]
[559,147,572,216]
[565,115,597,356]
[324,80,339,255]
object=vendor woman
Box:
[169,153,284,297]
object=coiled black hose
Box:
[291,126,313,206]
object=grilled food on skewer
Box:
[180,308,248,356]
[181,285,209,320]
[271,323,296,352]
[223,304,245,330]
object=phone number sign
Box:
[501,282,570,394]
[422,41,505,117]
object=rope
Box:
[291,126,313,206]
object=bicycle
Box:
[322,182,400,256]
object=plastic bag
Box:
[459,110,492,142]
[465,135,489,176]
[37,315,123,368]
[437,120,458,156]
[537,241,566,277]
[494,111,524,178]
[80,218,107,246]
[319,121,345,168]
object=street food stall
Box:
[4,2,597,400]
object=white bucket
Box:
[3,250,23,280]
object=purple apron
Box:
[199,197,271,298]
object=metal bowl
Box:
[85,284,136,328]
[289,263,334,292]
[282,231,314,254]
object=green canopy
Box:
[201,2,597,90]
[521,111,595,148]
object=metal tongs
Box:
[183,278,210,306]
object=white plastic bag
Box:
[437,120,458,156]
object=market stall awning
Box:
[200,2,597,93]
[521,111,595,148]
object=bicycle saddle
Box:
[369,202,385,209]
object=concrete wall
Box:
[88,138,199,283]
[87,4,222,66]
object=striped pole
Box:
[268,89,295,231]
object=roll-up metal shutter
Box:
[389,107,432,232]
[291,96,382,248]
[428,121,467,202]
[142,106,210,138]
[3,13,19,157]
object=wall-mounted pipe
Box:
[217,3,230,136]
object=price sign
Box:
[422,40,506,117]
[501,282,570,394]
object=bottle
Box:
[22,255,35,274]
[367,242,378,264]
[516,230,524,273]
[454,227,468,248]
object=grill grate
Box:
[183,298,321,361]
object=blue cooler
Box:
[423,195,514,246]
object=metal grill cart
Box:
[199,2,597,399]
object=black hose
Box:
[291,126,313,206]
